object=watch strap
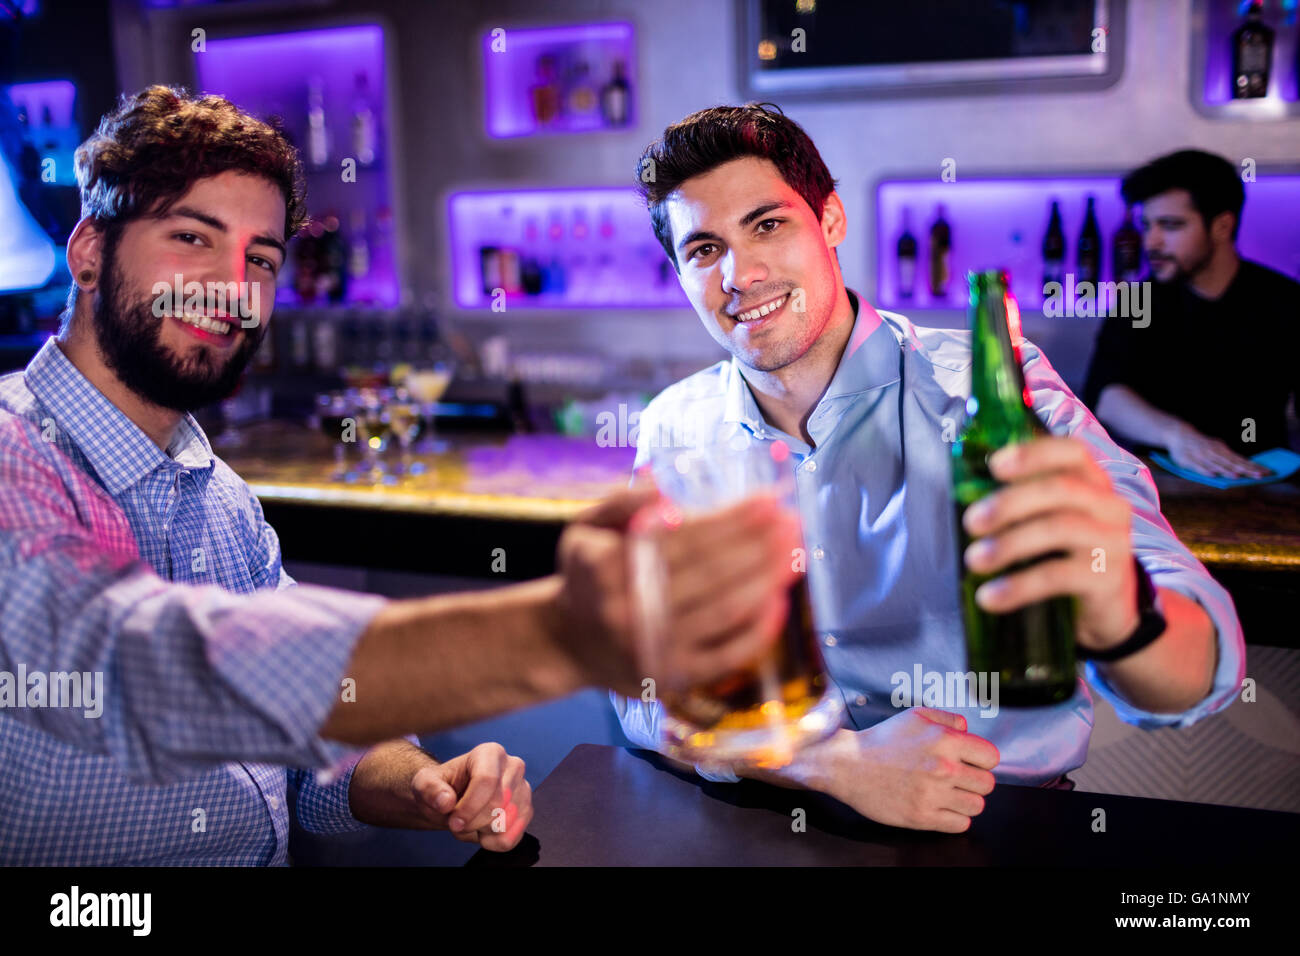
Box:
[1078,557,1167,662]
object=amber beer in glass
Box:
[632,428,842,769]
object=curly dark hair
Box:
[635,103,838,271]
[76,84,307,236]
[63,85,307,328]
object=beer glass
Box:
[631,425,842,770]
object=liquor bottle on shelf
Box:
[1112,204,1143,283]
[253,315,276,372]
[520,257,544,296]
[566,61,598,118]
[530,54,561,127]
[600,59,631,126]
[294,221,323,304]
[1231,0,1274,99]
[290,310,311,372]
[306,77,330,169]
[312,309,339,373]
[927,205,951,300]
[373,205,394,281]
[568,206,587,241]
[1076,196,1101,285]
[896,207,918,300]
[951,271,1077,708]
[347,209,370,280]
[319,212,347,304]
[350,71,377,166]
[1042,199,1066,290]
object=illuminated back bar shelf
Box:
[1192,0,1300,119]
[481,21,637,139]
[874,173,1300,314]
[193,24,400,307]
[449,187,687,311]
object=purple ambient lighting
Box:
[194,26,398,307]
[482,21,636,138]
[195,25,385,97]
[875,175,1300,312]
[448,187,687,310]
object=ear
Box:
[820,191,848,250]
[66,217,106,290]
[1208,210,1236,245]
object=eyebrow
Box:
[675,200,794,253]
[166,206,287,257]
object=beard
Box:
[91,242,266,413]
[1151,244,1214,288]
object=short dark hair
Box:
[65,85,307,327]
[635,103,838,270]
[1121,149,1245,239]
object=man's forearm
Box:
[348,739,439,828]
[319,576,587,745]
[1095,384,1185,448]
[1094,586,1218,713]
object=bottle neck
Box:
[968,275,1035,440]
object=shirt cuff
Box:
[694,762,742,783]
[1084,565,1246,729]
[291,757,366,833]
[611,691,743,783]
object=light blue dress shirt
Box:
[0,337,390,864]
[614,292,1246,785]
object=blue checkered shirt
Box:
[0,337,390,864]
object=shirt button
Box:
[812,547,825,560]
[267,796,280,809]
[804,459,817,473]
[855,695,867,707]
[823,633,837,647]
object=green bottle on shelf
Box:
[951,270,1077,707]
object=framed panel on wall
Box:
[738,0,1125,99]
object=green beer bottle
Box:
[951,270,1077,707]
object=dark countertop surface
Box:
[468,744,1300,867]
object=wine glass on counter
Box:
[355,387,393,484]
[404,359,456,454]
[312,390,358,481]
[386,387,424,477]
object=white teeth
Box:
[176,312,232,335]
[737,295,785,322]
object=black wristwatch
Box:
[1077,557,1168,662]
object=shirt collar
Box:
[23,337,216,495]
[723,289,903,433]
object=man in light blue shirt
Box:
[615,104,1245,833]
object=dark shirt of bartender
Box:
[1083,149,1300,478]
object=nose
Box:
[720,244,768,303]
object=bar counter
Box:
[220,422,1300,643]
[466,744,1299,867]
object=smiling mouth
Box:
[169,311,239,343]
[729,293,788,323]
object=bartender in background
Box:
[1082,149,1300,478]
